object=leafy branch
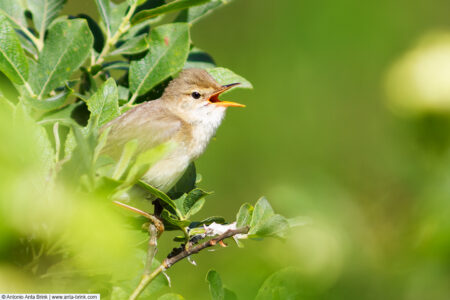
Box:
[130,226,250,300]
[94,0,138,65]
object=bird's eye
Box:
[191,91,201,99]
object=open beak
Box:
[208,83,245,108]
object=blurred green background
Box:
[3,0,450,298]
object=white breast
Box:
[143,105,226,193]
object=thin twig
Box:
[112,201,164,233]
[128,226,250,300]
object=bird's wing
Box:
[101,100,183,160]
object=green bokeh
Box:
[2,0,450,298]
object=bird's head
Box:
[162,68,244,124]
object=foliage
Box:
[0,0,296,299]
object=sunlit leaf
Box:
[184,188,210,216]
[78,13,105,53]
[30,19,93,99]
[249,214,290,239]
[132,0,210,25]
[94,0,112,37]
[236,203,253,228]
[138,180,177,212]
[0,15,28,85]
[112,139,138,180]
[249,197,274,229]
[86,78,119,128]
[22,86,72,111]
[109,1,128,36]
[161,208,190,230]
[129,23,190,100]
[28,0,66,35]
[0,0,27,28]
[110,34,149,56]
[124,141,174,185]
[208,67,253,89]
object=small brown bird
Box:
[102,68,244,192]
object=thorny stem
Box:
[94,2,138,65]
[128,226,250,300]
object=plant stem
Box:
[94,2,138,65]
[144,224,158,275]
[129,264,166,300]
[24,29,43,52]
[24,82,36,97]
[112,201,165,233]
[128,226,250,300]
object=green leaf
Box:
[249,197,274,229]
[161,208,190,230]
[94,126,111,164]
[168,162,196,199]
[22,86,72,111]
[206,269,224,300]
[30,19,93,99]
[158,294,185,300]
[36,124,56,175]
[39,102,81,125]
[86,78,119,128]
[103,60,129,72]
[0,95,15,113]
[18,33,38,57]
[78,13,105,53]
[192,216,226,227]
[0,15,29,85]
[186,198,205,218]
[132,0,210,25]
[118,85,129,101]
[236,203,253,228]
[176,0,227,24]
[249,214,290,239]
[109,1,129,36]
[255,268,301,300]
[59,124,96,181]
[224,288,237,300]
[64,127,76,159]
[27,0,66,35]
[110,34,149,56]
[184,48,216,69]
[138,180,177,212]
[112,139,138,180]
[129,23,190,100]
[0,0,27,28]
[94,0,112,37]
[124,141,174,186]
[208,67,253,89]
[184,188,210,215]
[111,256,168,299]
